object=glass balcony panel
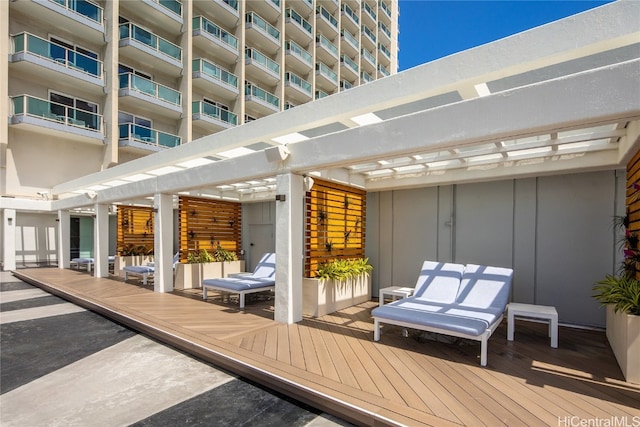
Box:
[55,0,103,23]
[193,16,239,50]
[120,123,180,148]
[193,101,238,125]
[341,4,359,25]
[363,2,376,20]
[120,23,182,61]
[317,34,338,57]
[246,12,280,41]
[285,8,313,35]
[13,95,101,130]
[379,43,391,59]
[341,29,359,50]
[316,62,338,83]
[119,73,181,104]
[158,0,182,16]
[317,6,338,29]
[222,0,238,10]
[362,48,375,64]
[380,1,392,18]
[285,40,312,65]
[315,90,328,99]
[245,84,280,108]
[362,25,376,43]
[379,22,391,39]
[193,59,239,88]
[246,48,280,74]
[285,72,312,93]
[341,55,358,73]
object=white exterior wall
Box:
[367,170,624,328]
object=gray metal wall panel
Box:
[513,178,537,304]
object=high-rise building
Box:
[1,0,398,199]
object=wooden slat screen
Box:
[626,149,640,278]
[305,179,366,277]
[116,206,155,254]
[178,196,242,262]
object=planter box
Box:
[222,260,245,277]
[114,255,153,277]
[303,274,371,317]
[174,262,223,290]
[606,305,640,384]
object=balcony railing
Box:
[361,48,376,65]
[379,21,391,39]
[119,122,181,148]
[245,83,280,108]
[147,0,182,16]
[193,16,238,50]
[315,89,329,99]
[340,54,358,74]
[245,48,280,75]
[316,6,338,30]
[341,4,359,25]
[12,94,102,131]
[361,70,373,83]
[379,43,391,59]
[285,40,312,67]
[380,1,392,18]
[378,63,389,76]
[220,0,238,10]
[285,8,312,36]
[362,25,376,44]
[12,32,102,78]
[340,79,353,90]
[193,58,238,89]
[119,73,181,105]
[315,62,338,84]
[363,2,377,20]
[245,12,280,42]
[316,34,338,58]
[49,0,102,23]
[341,29,359,50]
[192,101,238,126]
[268,0,280,6]
[119,23,182,61]
[285,72,312,94]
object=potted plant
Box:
[214,245,245,277]
[114,244,153,277]
[593,274,640,384]
[175,248,223,290]
[303,258,373,317]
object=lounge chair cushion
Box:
[413,261,465,303]
[201,276,275,292]
[456,264,513,313]
[122,265,155,274]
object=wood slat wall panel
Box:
[116,206,155,254]
[178,196,242,262]
[626,150,640,277]
[305,179,366,277]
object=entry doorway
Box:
[247,224,274,271]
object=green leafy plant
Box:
[186,248,215,264]
[593,274,640,316]
[118,244,153,256]
[315,258,373,281]
[213,244,238,262]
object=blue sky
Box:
[397,0,614,71]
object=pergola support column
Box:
[57,210,70,270]
[154,193,174,293]
[94,203,109,277]
[2,209,16,271]
[274,173,303,324]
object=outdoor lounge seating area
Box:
[372,261,513,366]
[123,252,179,285]
[202,253,276,309]
[70,256,115,273]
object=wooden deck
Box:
[12,268,640,426]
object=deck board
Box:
[12,268,640,427]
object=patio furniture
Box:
[507,302,558,348]
[202,253,275,309]
[379,285,414,307]
[123,252,179,285]
[70,256,115,272]
[372,261,513,366]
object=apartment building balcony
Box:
[316,6,339,36]
[284,72,312,103]
[119,23,183,76]
[192,101,237,133]
[361,24,377,50]
[245,48,281,86]
[10,0,104,45]
[245,12,280,55]
[315,89,329,100]
[120,0,183,35]
[9,33,104,93]
[360,70,373,83]
[284,40,312,75]
[118,73,182,119]
[361,47,376,72]
[340,79,353,91]
[378,21,391,44]
[193,16,239,65]
[315,62,338,91]
[287,0,312,16]
[192,59,239,101]
[362,1,377,26]
[377,63,389,78]
[10,95,103,144]
[340,4,359,34]
[244,83,280,116]
[315,34,339,65]
[379,0,392,22]
[248,0,281,23]
[204,0,239,29]
[284,8,313,43]
[118,123,181,152]
[340,54,359,80]
[340,29,359,57]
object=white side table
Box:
[507,303,558,348]
[379,286,413,307]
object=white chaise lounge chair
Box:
[372,261,513,366]
[123,252,179,285]
[70,256,115,272]
[202,253,276,309]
